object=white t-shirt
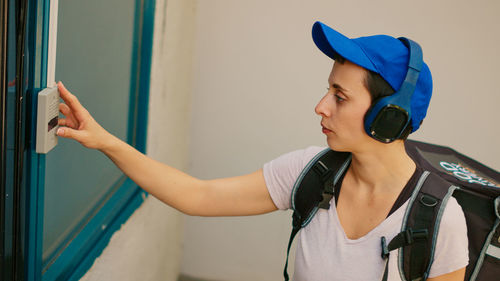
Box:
[263,146,469,281]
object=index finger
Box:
[57,82,82,110]
[57,81,84,113]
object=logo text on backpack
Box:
[439,161,499,188]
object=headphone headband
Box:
[364,37,423,143]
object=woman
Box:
[56,21,468,280]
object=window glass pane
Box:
[43,0,135,263]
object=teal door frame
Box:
[2,0,30,280]
[21,0,156,280]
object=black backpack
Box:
[283,139,500,281]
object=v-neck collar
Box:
[331,199,409,244]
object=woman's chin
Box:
[326,135,360,152]
[326,138,346,152]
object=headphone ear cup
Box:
[364,93,411,143]
[364,95,391,137]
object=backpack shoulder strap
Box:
[402,172,458,280]
[383,171,458,281]
[283,148,351,281]
[291,149,351,228]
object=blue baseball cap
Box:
[312,21,433,133]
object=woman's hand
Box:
[56,81,116,150]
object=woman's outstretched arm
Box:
[56,82,278,216]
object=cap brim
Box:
[312,21,377,72]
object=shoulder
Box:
[262,146,327,210]
[263,146,328,179]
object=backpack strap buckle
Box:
[385,227,429,256]
[313,160,336,210]
[318,179,335,209]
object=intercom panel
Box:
[36,87,59,154]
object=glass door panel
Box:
[42,0,136,264]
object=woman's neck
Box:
[348,140,416,194]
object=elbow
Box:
[177,181,210,217]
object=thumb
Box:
[57,127,83,142]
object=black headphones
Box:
[363,38,423,143]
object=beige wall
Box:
[80,0,196,280]
[182,0,500,280]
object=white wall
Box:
[182,0,500,280]
[80,0,197,280]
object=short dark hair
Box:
[333,54,411,139]
[364,69,394,103]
